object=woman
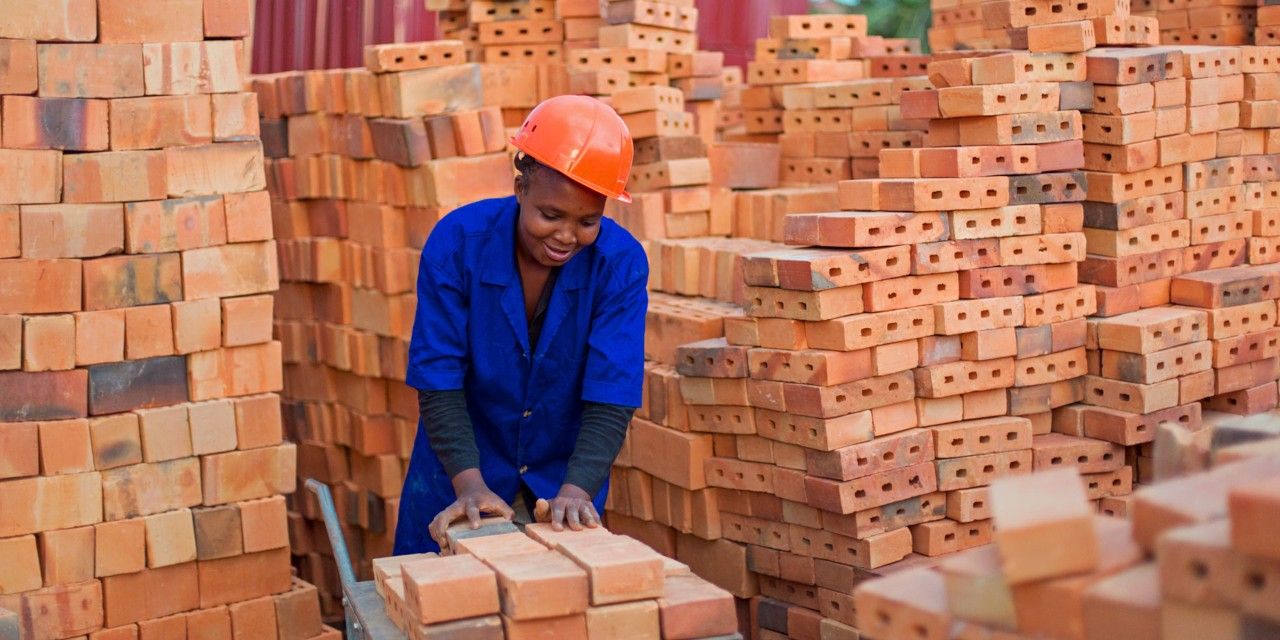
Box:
[394,95,648,554]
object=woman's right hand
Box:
[429,469,514,551]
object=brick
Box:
[198,547,292,608]
[123,304,175,360]
[557,536,665,605]
[0,535,41,594]
[853,567,949,640]
[0,39,38,94]
[501,614,587,640]
[1229,477,1280,561]
[221,295,273,347]
[1133,454,1280,552]
[805,461,937,514]
[211,93,259,142]
[0,150,63,205]
[142,41,241,95]
[273,580,321,640]
[143,508,196,569]
[187,606,232,640]
[38,418,93,475]
[200,444,294,505]
[172,298,221,355]
[188,399,236,455]
[0,370,87,421]
[109,96,213,150]
[804,428,933,481]
[363,40,466,73]
[165,142,266,197]
[21,203,124,259]
[488,550,589,620]
[97,0,202,42]
[125,196,226,254]
[193,504,242,560]
[240,496,288,553]
[38,44,144,98]
[187,342,283,401]
[204,0,252,37]
[1081,563,1161,640]
[585,600,659,640]
[0,422,39,479]
[23,314,75,372]
[656,575,736,639]
[232,394,282,450]
[2,96,109,151]
[183,241,279,300]
[228,596,277,640]
[223,191,272,243]
[1027,21,1096,53]
[100,562,197,627]
[402,554,500,625]
[0,208,16,260]
[1,472,103,537]
[378,63,485,118]
[63,151,166,203]
[14,579,104,638]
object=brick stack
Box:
[1157,2,1255,46]
[372,521,740,640]
[644,238,788,304]
[0,0,331,638]
[853,445,1280,639]
[745,15,934,184]
[927,0,992,52]
[251,45,518,614]
[1259,5,1280,44]
[1241,45,1280,267]
[425,0,566,64]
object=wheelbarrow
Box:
[306,479,409,640]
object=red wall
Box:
[250,0,809,74]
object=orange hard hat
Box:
[511,95,634,203]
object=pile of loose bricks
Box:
[373,520,738,639]
[0,0,332,638]
[853,444,1280,640]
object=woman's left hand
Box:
[536,484,601,531]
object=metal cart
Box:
[306,479,409,640]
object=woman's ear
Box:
[513,173,525,201]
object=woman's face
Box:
[515,166,608,268]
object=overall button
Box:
[519,465,528,475]
[522,409,532,418]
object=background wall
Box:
[249,0,810,74]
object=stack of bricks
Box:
[1154,2,1255,46]
[1241,45,1280,266]
[852,444,1280,639]
[251,41,519,614]
[927,0,992,51]
[371,521,740,640]
[644,238,788,304]
[0,0,332,638]
[744,14,932,184]
[426,0,567,65]
[1259,5,1280,44]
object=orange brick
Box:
[187,341,284,401]
[187,606,232,640]
[137,405,191,463]
[239,495,288,553]
[557,536,666,605]
[63,151,167,203]
[124,304,175,360]
[231,394,283,450]
[38,418,93,475]
[0,421,39,479]
[23,314,75,371]
[172,298,222,355]
[125,196,227,254]
[109,95,213,150]
[2,96,109,151]
[197,547,291,608]
[187,399,236,455]
[203,0,251,36]
[401,554,500,625]
[228,596,278,640]
[97,0,203,42]
[89,413,142,470]
[93,518,144,578]
[0,39,38,94]
[165,141,265,197]
[21,203,124,259]
[38,44,144,98]
[142,41,242,95]
[39,525,95,586]
[0,315,19,369]
[222,191,273,243]
[182,241,278,300]
[0,149,63,205]
[0,534,42,595]
[221,295,273,347]
[199,444,295,505]
[212,93,259,142]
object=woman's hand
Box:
[429,469,514,551]
[536,484,601,532]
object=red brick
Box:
[0,150,62,205]
[200,443,295,505]
[38,418,93,474]
[198,547,292,608]
[229,596,278,640]
[223,191,273,243]
[39,44,144,98]
[142,41,242,95]
[231,394,283,450]
[187,606,232,640]
[188,399,236,455]
[401,554,500,625]
[187,342,284,401]
[23,314,75,371]
[203,0,252,37]
[16,579,104,638]
[63,150,166,203]
[2,96,109,151]
[585,600,659,639]
[97,0,202,42]
[100,457,202,521]
[212,93,259,142]
[21,203,125,260]
[165,142,265,197]
[556,536,666,605]
[1081,563,1161,640]
[488,550,589,620]
[989,467,1098,584]
[0,422,39,480]
[136,404,191,463]
[144,508,196,568]
[272,579,322,640]
[93,518,145,578]
[0,534,41,594]
[240,495,288,553]
[109,95,213,150]
[123,304,175,360]
[0,39,38,94]
[656,574,737,639]
[39,525,94,586]
[182,241,279,300]
[101,562,197,627]
[853,567,950,640]
[221,295,273,347]
[1229,477,1280,561]
[172,298,222,355]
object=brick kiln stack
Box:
[0,0,329,638]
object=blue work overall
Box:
[393,196,648,554]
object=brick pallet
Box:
[853,440,1280,639]
[0,0,329,638]
[369,520,739,639]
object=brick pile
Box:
[743,15,932,184]
[853,445,1280,639]
[0,0,330,638]
[927,0,991,52]
[1260,4,1280,45]
[425,0,569,64]
[371,521,739,640]
[250,44,518,614]
[1242,46,1280,265]
[1151,2,1255,46]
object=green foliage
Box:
[811,0,932,51]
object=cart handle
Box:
[305,478,358,591]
